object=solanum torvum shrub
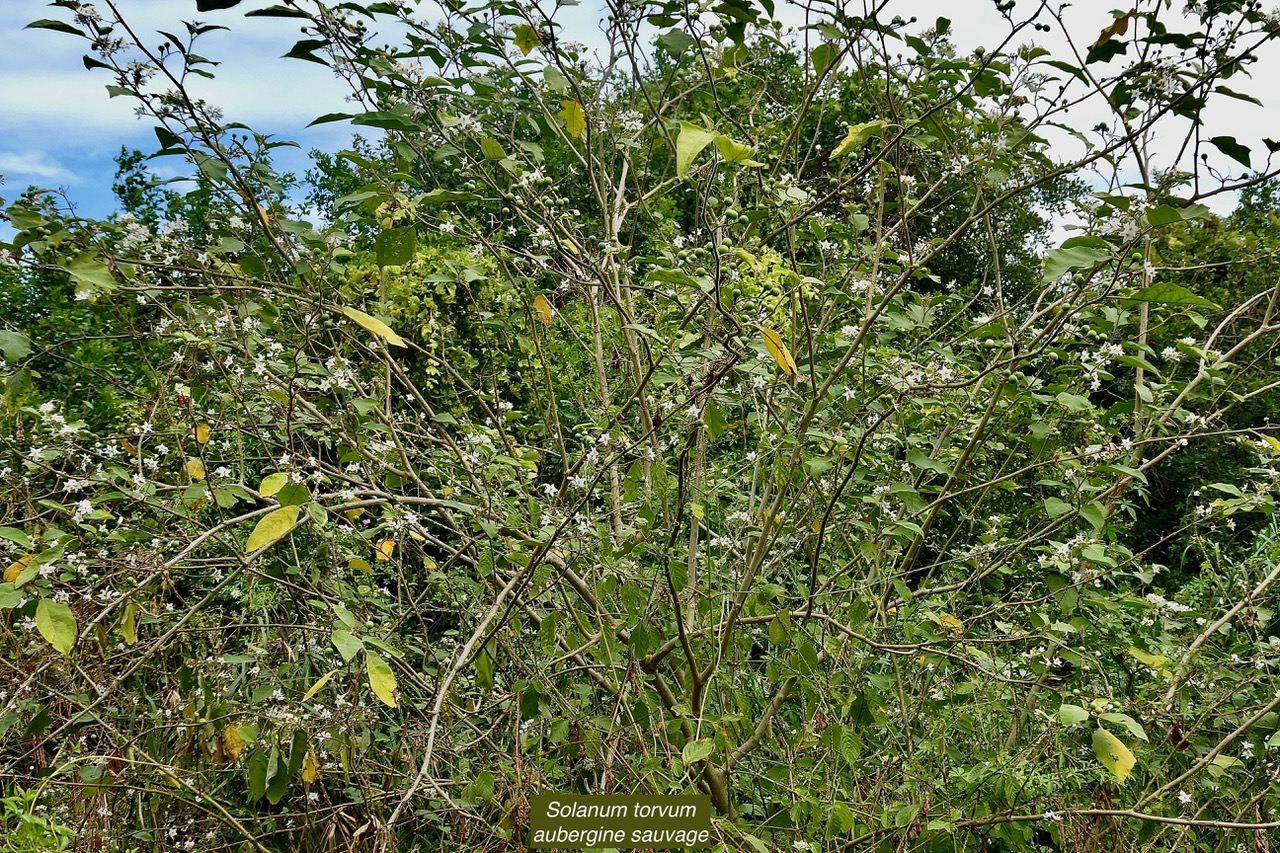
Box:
[4,0,1280,850]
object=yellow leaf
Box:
[193,423,212,444]
[1128,645,1169,672]
[761,328,804,380]
[122,601,138,645]
[375,539,395,561]
[121,438,138,456]
[559,100,586,138]
[366,651,398,708]
[301,747,320,783]
[349,558,372,573]
[1091,10,1132,50]
[936,614,965,636]
[186,458,206,481]
[344,508,364,521]
[1092,727,1136,784]
[533,294,554,326]
[831,119,889,159]
[1260,434,1280,453]
[342,306,407,348]
[302,669,338,702]
[246,505,300,553]
[512,23,540,56]
[259,472,288,497]
[221,724,246,762]
[4,555,32,584]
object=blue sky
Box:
[2,0,1275,224]
[0,1,364,218]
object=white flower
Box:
[73,499,94,521]
[1177,790,1192,805]
[541,482,558,497]
[1043,810,1062,822]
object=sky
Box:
[1,0,1276,223]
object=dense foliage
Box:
[5,0,1280,850]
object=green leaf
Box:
[153,125,184,152]
[1058,703,1089,726]
[26,19,85,37]
[246,749,269,800]
[811,42,839,75]
[365,650,397,707]
[1055,392,1093,412]
[480,137,507,160]
[284,38,329,65]
[351,111,426,132]
[331,629,363,662]
[264,745,289,803]
[1145,203,1213,226]
[682,739,715,764]
[245,505,300,553]
[558,100,586,139]
[906,449,951,476]
[36,599,77,657]
[0,584,22,609]
[1099,712,1148,742]
[1042,244,1111,282]
[287,729,308,777]
[0,528,33,550]
[543,65,570,93]
[1209,135,1251,168]
[419,189,482,205]
[307,112,353,127]
[373,226,417,268]
[657,29,697,56]
[0,331,32,362]
[1122,282,1221,310]
[342,306,407,347]
[675,122,720,178]
[275,482,310,507]
[62,254,117,299]
[1044,497,1072,517]
[1092,727,1136,783]
[831,120,889,158]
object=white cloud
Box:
[0,1,355,144]
[0,150,77,183]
